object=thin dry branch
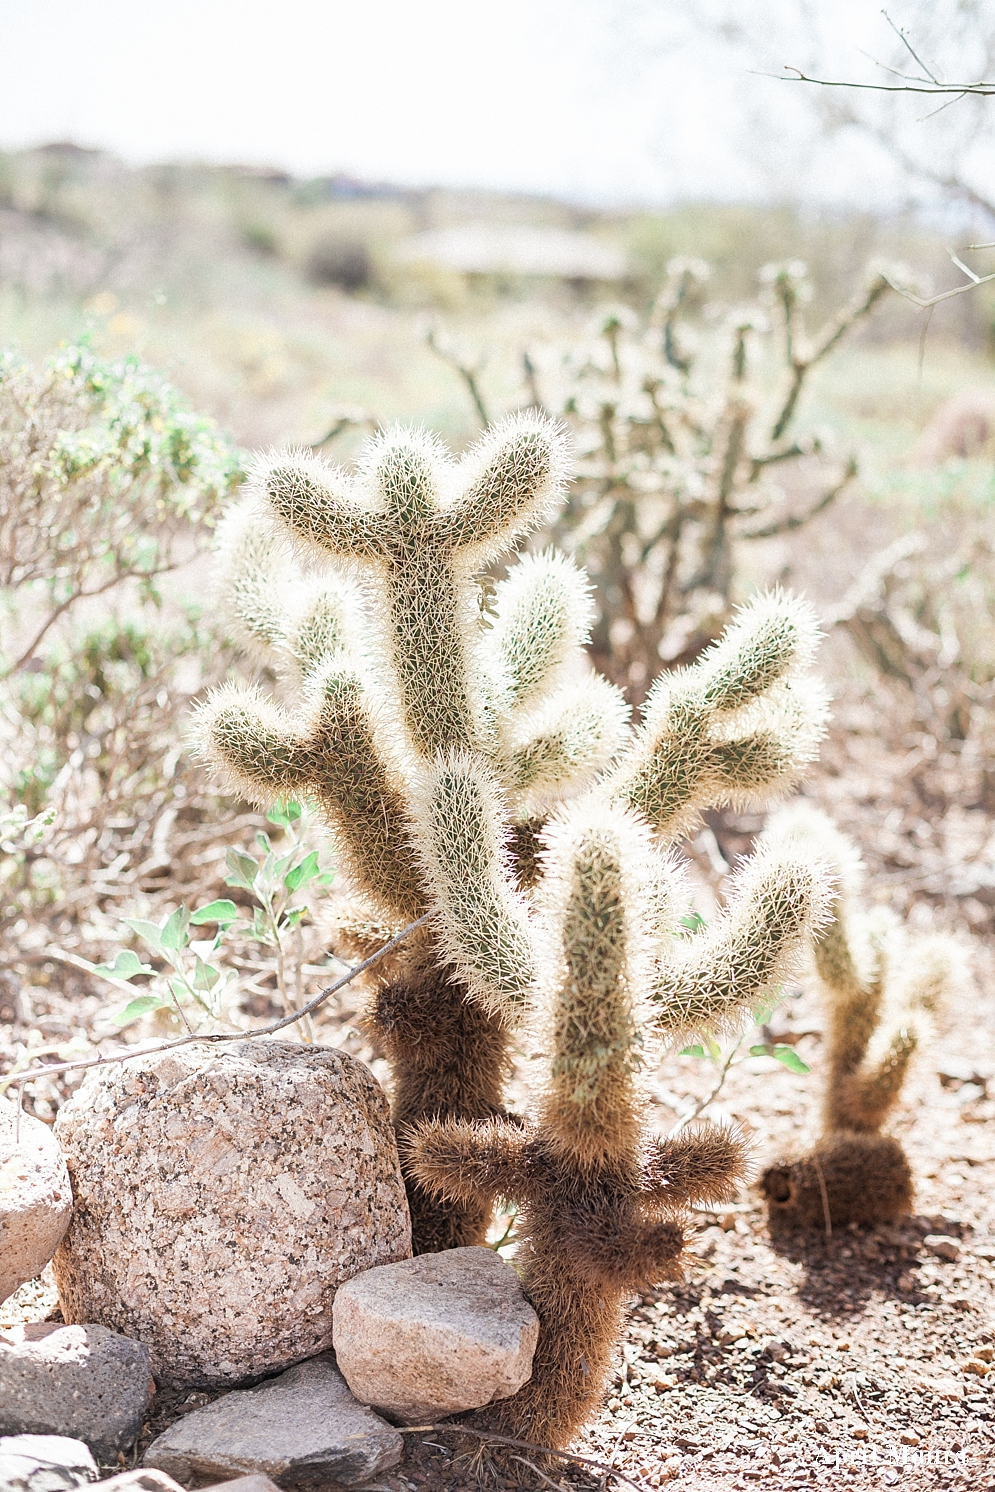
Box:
[1,912,432,1093]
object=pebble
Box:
[0,1435,96,1492]
[0,1099,73,1307]
[0,1323,152,1459]
[52,1041,411,1387]
[922,1234,960,1261]
[142,1354,402,1487]
[332,1246,539,1424]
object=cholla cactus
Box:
[529,259,892,697]
[410,803,830,1448]
[193,412,831,1254]
[760,805,964,1231]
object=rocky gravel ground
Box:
[2,858,992,1492]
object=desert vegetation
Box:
[1,145,994,1492]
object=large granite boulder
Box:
[52,1041,411,1388]
[0,1097,72,1305]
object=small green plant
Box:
[0,342,242,676]
[70,801,333,1037]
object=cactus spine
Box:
[760,805,964,1231]
[195,414,831,1263]
[410,804,831,1448]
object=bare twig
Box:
[777,65,995,98]
[426,328,490,426]
[669,1036,744,1134]
[1,912,432,1093]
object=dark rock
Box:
[0,1324,152,1460]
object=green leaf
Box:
[192,957,221,990]
[109,993,165,1027]
[285,851,320,893]
[680,1044,707,1059]
[190,899,239,926]
[225,848,259,892]
[750,1043,811,1074]
[679,911,707,933]
[267,799,303,826]
[317,870,336,887]
[159,906,190,952]
[255,830,273,854]
[92,949,153,981]
[121,917,166,951]
[281,906,307,930]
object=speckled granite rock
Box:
[332,1246,539,1424]
[52,1041,411,1388]
[142,1355,402,1487]
[0,1322,153,1459]
[0,1098,72,1306]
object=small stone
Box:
[925,1377,964,1402]
[964,1360,989,1376]
[0,1099,73,1306]
[52,1041,411,1387]
[0,1435,96,1492]
[200,1479,282,1492]
[332,1246,539,1424]
[89,1475,185,1492]
[899,1430,921,1445]
[0,1323,152,1459]
[143,1356,401,1488]
[973,1240,995,1262]
[922,1234,960,1261]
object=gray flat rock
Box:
[0,1323,153,1459]
[142,1356,401,1488]
[0,1435,96,1492]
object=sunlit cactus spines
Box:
[410,798,753,1449]
[760,804,965,1231]
[253,413,570,759]
[197,412,832,1258]
[605,591,827,840]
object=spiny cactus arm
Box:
[607,593,827,840]
[536,801,656,1174]
[487,549,595,715]
[193,672,426,923]
[410,755,535,1018]
[828,932,964,1133]
[502,675,630,809]
[641,1121,751,1207]
[256,449,385,559]
[215,499,297,662]
[764,804,882,1076]
[652,843,834,1045]
[439,412,570,561]
[406,1116,535,1209]
[557,1207,686,1291]
[215,496,355,685]
[192,681,315,800]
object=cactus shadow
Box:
[763,1212,953,1320]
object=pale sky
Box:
[0,0,975,207]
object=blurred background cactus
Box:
[526,259,894,697]
[760,805,965,1232]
